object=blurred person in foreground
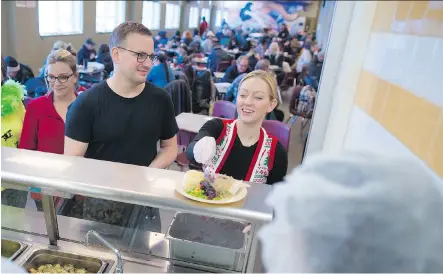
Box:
[259,152,443,272]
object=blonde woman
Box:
[20,49,78,209]
[39,40,70,78]
[20,49,78,154]
[187,70,288,185]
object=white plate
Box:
[176,178,248,205]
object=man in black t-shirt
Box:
[64,22,178,231]
[65,22,178,167]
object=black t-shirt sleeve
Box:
[65,93,93,143]
[160,91,179,140]
[267,142,288,185]
[186,118,224,162]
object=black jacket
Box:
[164,79,192,116]
[77,45,97,65]
[96,52,113,75]
[13,64,34,85]
[278,29,290,40]
[221,64,250,83]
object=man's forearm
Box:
[149,145,178,169]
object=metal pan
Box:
[166,213,248,271]
[21,248,109,273]
[1,239,28,261]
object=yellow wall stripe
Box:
[355,70,443,177]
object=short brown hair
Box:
[109,21,152,48]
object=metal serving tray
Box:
[1,238,28,261]
[20,248,111,273]
[165,213,248,272]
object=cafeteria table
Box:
[213,72,225,80]
[214,82,231,100]
[176,112,214,134]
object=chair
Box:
[25,77,46,98]
[34,86,48,98]
[175,130,202,172]
[212,101,237,119]
[262,120,291,151]
[216,60,231,72]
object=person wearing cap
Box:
[5,56,34,85]
[77,38,97,66]
[259,152,443,272]
[201,31,215,53]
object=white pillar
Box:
[305,1,378,157]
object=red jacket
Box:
[199,21,208,36]
[19,92,76,201]
[19,92,67,154]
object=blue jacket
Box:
[147,63,175,88]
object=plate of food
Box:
[176,170,249,204]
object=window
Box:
[96,1,125,33]
[188,7,199,29]
[142,1,161,30]
[201,8,210,24]
[215,9,229,27]
[38,1,83,36]
[165,3,181,29]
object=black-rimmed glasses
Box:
[45,73,74,83]
[117,47,158,63]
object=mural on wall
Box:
[219,1,312,34]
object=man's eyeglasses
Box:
[45,73,74,83]
[117,47,158,63]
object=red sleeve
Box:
[19,102,39,150]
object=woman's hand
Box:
[193,136,216,164]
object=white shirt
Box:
[296,48,312,73]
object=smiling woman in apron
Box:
[186,70,288,185]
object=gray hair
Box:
[237,55,248,63]
[254,59,270,71]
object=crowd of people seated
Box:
[3,18,443,274]
[2,16,324,131]
[145,17,323,124]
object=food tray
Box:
[1,239,28,261]
[20,248,111,273]
[166,213,248,271]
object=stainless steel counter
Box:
[2,229,208,273]
[1,147,273,223]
